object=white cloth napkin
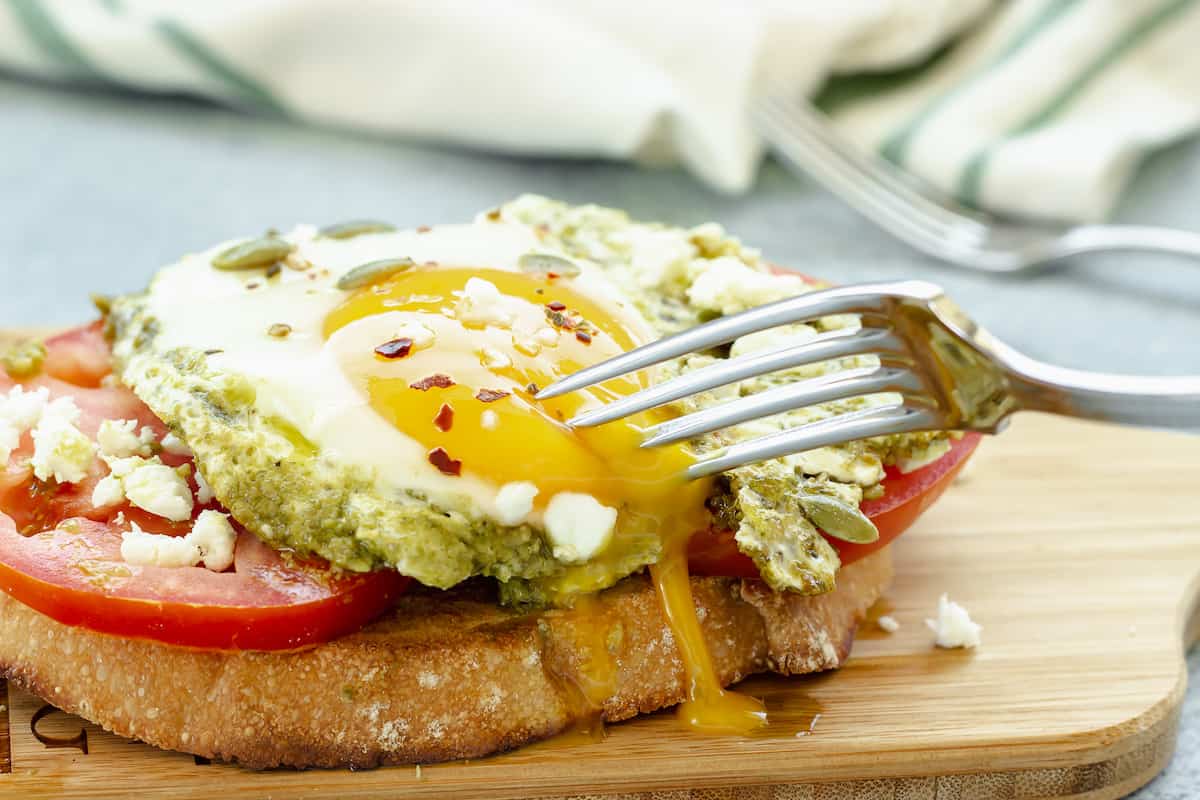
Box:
[1,0,1197,222]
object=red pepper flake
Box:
[375,337,414,359]
[546,271,560,280]
[427,447,462,476]
[546,301,566,311]
[410,374,455,391]
[417,225,432,233]
[475,388,511,403]
[575,330,592,345]
[433,403,454,432]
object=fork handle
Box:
[1053,225,1200,262]
[995,340,1200,430]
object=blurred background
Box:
[0,1,1198,793]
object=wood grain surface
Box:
[0,350,1196,799]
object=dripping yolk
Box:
[322,266,712,588]
[324,265,765,734]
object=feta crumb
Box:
[686,257,807,315]
[194,469,214,504]
[455,278,516,328]
[160,432,193,457]
[495,481,538,526]
[533,327,559,347]
[0,385,49,430]
[480,410,499,430]
[188,510,237,571]
[30,398,94,484]
[393,322,436,350]
[925,594,981,649]
[120,513,238,572]
[478,346,511,370]
[122,463,194,522]
[877,615,900,633]
[121,522,201,569]
[91,474,126,508]
[897,438,953,474]
[543,492,617,563]
[97,419,156,458]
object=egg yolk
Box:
[324,265,764,734]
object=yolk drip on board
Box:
[324,265,766,734]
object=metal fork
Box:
[750,92,1200,273]
[537,281,1200,479]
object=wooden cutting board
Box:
[0,381,1196,798]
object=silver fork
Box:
[537,281,1200,479]
[750,92,1200,273]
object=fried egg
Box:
[112,212,712,599]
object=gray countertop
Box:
[1,74,1198,797]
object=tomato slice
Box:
[687,434,981,578]
[0,324,408,651]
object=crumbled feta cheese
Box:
[686,257,807,315]
[102,454,145,478]
[91,474,126,508]
[877,615,900,633]
[729,324,818,359]
[925,594,981,649]
[121,522,202,569]
[543,493,617,563]
[533,327,559,347]
[160,432,193,457]
[512,336,542,357]
[122,463,194,522]
[120,513,238,572]
[495,482,538,526]
[786,446,884,487]
[0,385,49,430]
[97,418,156,458]
[480,410,499,431]
[455,278,517,328]
[478,346,511,370]
[393,322,436,350]
[30,398,94,484]
[188,510,237,571]
[897,439,953,474]
[194,469,214,504]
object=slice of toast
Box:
[0,549,890,769]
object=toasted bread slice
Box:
[0,549,890,769]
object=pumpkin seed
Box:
[1,339,45,378]
[268,323,293,338]
[336,257,415,290]
[798,494,879,544]
[518,253,581,277]
[212,238,296,271]
[319,219,397,240]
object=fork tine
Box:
[686,403,941,480]
[642,366,927,448]
[538,281,940,400]
[568,326,903,427]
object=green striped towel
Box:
[0,1,1196,222]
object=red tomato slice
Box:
[0,325,408,651]
[687,434,981,578]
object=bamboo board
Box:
[0,383,1196,798]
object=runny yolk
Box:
[324,265,766,734]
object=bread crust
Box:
[0,549,890,769]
